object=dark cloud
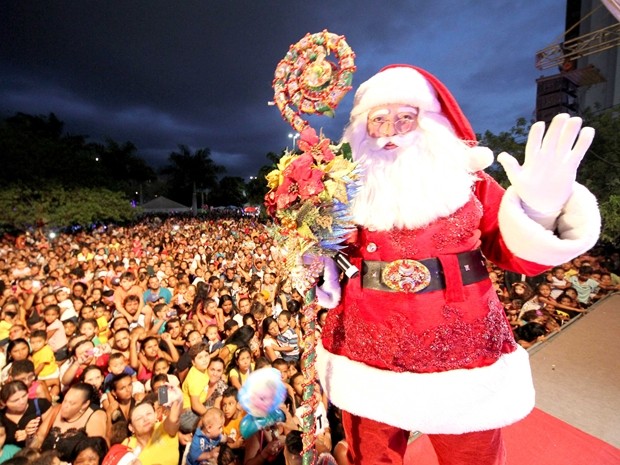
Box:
[0,0,565,178]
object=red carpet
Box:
[404,408,620,465]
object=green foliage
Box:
[0,185,137,230]
[0,113,156,192]
[600,194,620,245]
[245,151,285,206]
[577,107,620,202]
[209,176,248,207]
[161,145,224,206]
[477,117,530,188]
[580,106,620,245]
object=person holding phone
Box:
[123,384,183,465]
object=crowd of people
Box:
[0,216,617,465]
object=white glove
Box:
[497,113,594,221]
[315,256,341,309]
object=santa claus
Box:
[314,65,600,465]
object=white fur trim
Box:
[316,343,534,434]
[467,146,494,172]
[498,183,600,266]
[351,67,441,117]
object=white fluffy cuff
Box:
[317,343,535,434]
[498,183,600,267]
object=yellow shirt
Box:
[0,320,12,341]
[223,411,245,444]
[228,364,255,387]
[32,345,59,377]
[182,366,210,409]
[96,316,109,344]
[124,421,179,465]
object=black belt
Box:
[362,250,488,293]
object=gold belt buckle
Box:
[382,259,431,293]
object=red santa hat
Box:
[350,64,476,142]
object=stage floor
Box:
[529,293,620,448]
[405,293,620,464]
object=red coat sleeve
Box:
[475,172,550,276]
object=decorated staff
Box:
[266,31,358,465]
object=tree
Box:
[96,139,156,194]
[0,185,137,231]
[0,112,156,193]
[209,176,248,207]
[578,107,620,244]
[477,117,530,188]
[245,151,286,206]
[161,145,224,206]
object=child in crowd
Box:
[78,318,102,346]
[227,347,254,390]
[9,359,52,402]
[276,311,300,363]
[144,358,180,392]
[79,305,96,321]
[94,303,110,344]
[514,322,547,348]
[548,266,571,299]
[221,387,245,452]
[149,303,170,335]
[0,309,15,347]
[567,266,600,307]
[272,358,296,414]
[54,287,78,322]
[103,352,137,392]
[182,342,212,414]
[81,365,105,401]
[223,320,240,339]
[63,319,77,340]
[29,330,60,398]
[205,324,223,357]
[43,305,69,361]
[186,407,226,465]
[114,272,145,324]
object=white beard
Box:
[347,117,477,231]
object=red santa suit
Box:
[315,65,600,465]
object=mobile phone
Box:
[157,385,169,405]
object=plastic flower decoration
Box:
[264,127,359,291]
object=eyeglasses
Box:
[367,112,418,136]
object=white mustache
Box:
[372,132,419,150]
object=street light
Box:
[288,132,299,149]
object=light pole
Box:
[288,132,300,150]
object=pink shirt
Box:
[46,318,68,352]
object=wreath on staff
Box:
[272,30,356,132]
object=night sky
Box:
[0,1,566,179]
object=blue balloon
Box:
[238,367,287,418]
[240,409,286,439]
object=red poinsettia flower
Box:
[274,153,325,210]
[297,127,335,163]
[264,190,278,217]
